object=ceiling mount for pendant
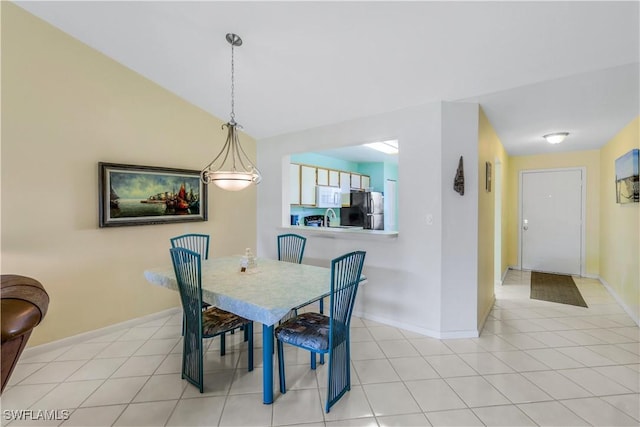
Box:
[200,33,261,191]
[226,33,242,47]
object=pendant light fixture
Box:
[201,33,261,191]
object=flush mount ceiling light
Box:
[201,33,261,191]
[363,139,399,154]
[543,132,569,144]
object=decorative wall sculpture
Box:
[454,156,464,196]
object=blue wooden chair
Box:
[170,233,211,260]
[171,234,213,337]
[277,233,306,264]
[169,247,253,393]
[275,250,366,413]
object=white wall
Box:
[257,101,482,337]
[441,102,480,333]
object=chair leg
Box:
[198,351,204,394]
[220,332,226,356]
[318,299,325,365]
[311,352,317,370]
[247,323,254,372]
[277,340,286,393]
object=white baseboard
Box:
[495,267,511,286]
[23,307,182,358]
[352,309,479,339]
[438,329,480,339]
[598,277,640,326]
[478,294,496,334]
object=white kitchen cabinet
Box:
[290,163,300,205]
[329,170,340,187]
[361,175,370,190]
[291,164,370,206]
[317,168,329,186]
[351,173,361,189]
[340,171,351,206]
[300,165,317,205]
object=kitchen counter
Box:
[280,225,398,240]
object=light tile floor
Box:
[2,270,639,426]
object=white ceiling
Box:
[15,1,639,157]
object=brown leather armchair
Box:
[1,275,49,394]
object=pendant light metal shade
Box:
[201,33,261,191]
[200,120,261,191]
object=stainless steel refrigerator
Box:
[341,191,384,230]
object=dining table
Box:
[143,255,364,404]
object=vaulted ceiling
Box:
[15,1,639,156]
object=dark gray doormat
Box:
[530,271,588,308]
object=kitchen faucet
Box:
[324,208,337,227]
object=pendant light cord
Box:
[230,41,236,124]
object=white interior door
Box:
[521,169,583,275]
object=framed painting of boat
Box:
[98,162,208,227]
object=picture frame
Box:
[98,162,208,227]
[485,161,492,192]
[615,148,639,204]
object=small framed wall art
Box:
[99,162,208,227]
[485,161,492,192]
[615,148,639,204]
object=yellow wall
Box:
[1,3,257,346]
[506,150,600,276]
[599,117,639,320]
[477,108,509,326]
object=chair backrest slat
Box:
[170,234,210,260]
[277,234,307,264]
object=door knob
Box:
[523,219,529,231]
